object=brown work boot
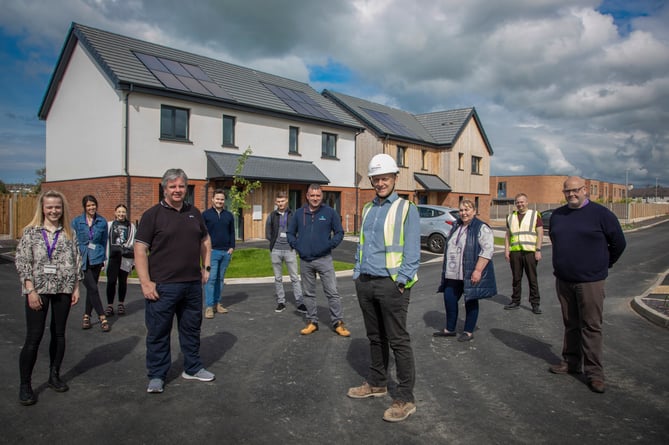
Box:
[549,362,581,375]
[383,400,416,422]
[334,321,350,337]
[347,382,387,399]
[300,322,318,335]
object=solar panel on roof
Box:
[361,107,417,139]
[134,52,233,100]
[263,83,339,122]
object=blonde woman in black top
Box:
[15,190,82,406]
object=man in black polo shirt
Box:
[134,168,214,394]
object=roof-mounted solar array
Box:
[135,52,233,100]
[361,107,417,139]
[263,83,338,121]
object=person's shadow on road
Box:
[489,328,560,365]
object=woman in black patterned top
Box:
[105,204,136,316]
[15,190,82,406]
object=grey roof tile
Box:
[40,23,361,129]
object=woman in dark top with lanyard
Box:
[71,195,109,332]
[15,190,82,405]
[105,204,136,316]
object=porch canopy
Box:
[414,173,451,191]
[206,151,329,184]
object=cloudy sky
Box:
[1,0,667,188]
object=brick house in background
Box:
[38,23,362,239]
[323,90,494,221]
[490,175,627,205]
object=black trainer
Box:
[532,305,542,314]
[296,304,307,314]
[504,302,520,310]
[19,384,36,406]
[275,303,286,313]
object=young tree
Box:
[228,147,261,218]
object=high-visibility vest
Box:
[360,198,418,288]
[507,209,539,252]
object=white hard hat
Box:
[368,154,399,177]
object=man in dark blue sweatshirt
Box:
[202,189,236,319]
[287,184,349,336]
[549,176,626,394]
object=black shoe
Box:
[48,368,69,392]
[432,330,456,337]
[504,302,520,310]
[275,303,286,313]
[532,305,542,315]
[457,332,474,342]
[296,304,307,314]
[19,384,36,406]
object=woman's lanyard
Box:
[41,229,60,261]
[455,225,468,245]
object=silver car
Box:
[417,204,460,253]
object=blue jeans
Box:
[204,249,232,308]
[443,279,479,333]
[271,248,303,305]
[300,255,342,327]
[145,281,203,380]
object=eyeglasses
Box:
[562,186,585,195]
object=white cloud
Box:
[0,0,667,187]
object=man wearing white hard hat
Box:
[347,153,420,422]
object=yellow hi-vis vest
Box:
[507,209,539,252]
[360,198,418,288]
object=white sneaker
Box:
[182,368,215,382]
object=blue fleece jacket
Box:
[549,201,626,283]
[287,204,344,261]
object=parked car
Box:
[540,208,556,232]
[417,204,460,253]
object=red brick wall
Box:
[44,176,209,225]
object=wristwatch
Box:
[204,266,211,272]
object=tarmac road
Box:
[1,222,668,444]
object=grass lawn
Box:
[227,248,354,278]
[114,248,354,279]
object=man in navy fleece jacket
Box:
[287,184,349,337]
[548,176,626,394]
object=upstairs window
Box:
[458,153,464,170]
[223,115,236,146]
[421,150,427,170]
[289,126,299,154]
[322,132,337,158]
[160,105,189,140]
[397,146,406,167]
[471,156,482,174]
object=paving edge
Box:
[630,271,669,329]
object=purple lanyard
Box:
[455,225,468,245]
[41,229,61,261]
[88,218,95,240]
